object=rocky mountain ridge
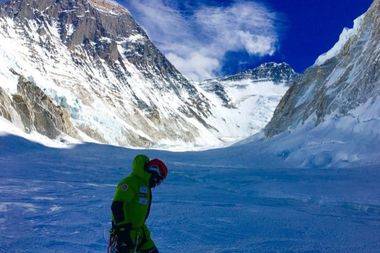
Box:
[201,62,298,108]
[218,62,299,84]
[0,0,305,150]
[223,0,380,168]
[265,0,380,137]
[0,0,220,149]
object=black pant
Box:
[116,245,158,253]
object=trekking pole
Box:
[133,234,140,253]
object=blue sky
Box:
[0,0,372,80]
[119,0,372,81]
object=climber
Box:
[109,154,168,253]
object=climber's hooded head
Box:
[132,154,168,188]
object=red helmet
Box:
[146,159,168,180]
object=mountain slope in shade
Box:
[0,0,222,150]
[265,0,379,137]
[200,62,297,142]
[228,0,380,168]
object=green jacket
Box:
[112,155,152,228]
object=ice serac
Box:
[0,0,217,149]
[265,0,380,137]
[0,71,78,140]
[200,62,297,142]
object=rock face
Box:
[224,1,380,168]
[199,63,297,142]
[220,62,298,84]
[0,88,13,122]
[0,72,78,139]
[265,0,380,137]
[0,0,218,149]
[202,62,298,108]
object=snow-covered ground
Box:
[1,134,379,252]
[200,79,289,143]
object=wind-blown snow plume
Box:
[0,0,288,151]
[123,0,278,81]
[0,0,224,150]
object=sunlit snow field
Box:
[1,135,380,252]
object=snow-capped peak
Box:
[88,0,129,15]
[315,14,365,66]
[0,0,224,150]
[197,62,297,144]
[218,62,298,84]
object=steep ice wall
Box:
[225,0,380,168]
[265,0,380,138]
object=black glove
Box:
[142,247,159,253]
[115,224,134,251]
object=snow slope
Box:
[221,98,380,169]
[0,0,223,150]
[315,14,365,66]
[238,0,380,169]
[0,2,379,251]
[0,134,379,252]
[0,0,304,152]
[201,80,288,142]
[199,63,297,142]
[0,0,301,152]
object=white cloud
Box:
[167,52,221,81]
[123,0,278,81]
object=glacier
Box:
[1,0,379,252]
[0,0,299,151]
[0,134,379,252]
[0,0,226,150]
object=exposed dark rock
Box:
[0,88,13,121]
[201,80,235,108]
[0,0,214,148]
[221,62,299,84]
[201,62,298,109]
[0,70,79,139]
[265,0,380,137]
[17,75,79,138]
[77,124,106,143]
